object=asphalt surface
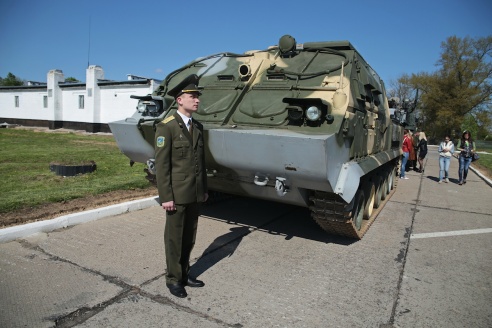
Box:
[1,147,491,328]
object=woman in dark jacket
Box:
[416,132,428,173]
[456,130,476,185]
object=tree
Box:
[409,36,492,141]
[0,72,24,86]
[65,77,79,83]
[473,106,492,139]
[388,74,415,101]
[461,113,479,139]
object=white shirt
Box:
[439,141,454,158]
[176,111,192,131]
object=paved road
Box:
[1,148,491,328]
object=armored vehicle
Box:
[109,35,404,239]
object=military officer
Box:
[155,74,208,298]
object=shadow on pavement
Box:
[190,226,250,278]
[201,196,355,245]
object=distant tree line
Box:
[0,72,24,86]
[0,73,80,86]
[388,35,492,141]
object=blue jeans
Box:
[439,156,451,181]
[458,155,472,182]
[400,152,409,178]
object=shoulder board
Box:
[162,116,175,124]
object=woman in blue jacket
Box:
[438,135,454,183]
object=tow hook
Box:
[275,177,289,196]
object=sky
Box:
[1,0,491,88]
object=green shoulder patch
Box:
[163,116,175,124]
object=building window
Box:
[43,96,48,108]
[15,96,19,107]
[78,95,85,109]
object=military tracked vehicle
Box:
[109,35,404,239]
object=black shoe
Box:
[186,277,205,288]
[166,283,187,298]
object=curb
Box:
[0,196,160,244]
[469,165,492,187]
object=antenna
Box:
[87,15,91,68]
[339,61,344,89]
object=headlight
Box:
[146,102,158,114]
[306,106,321,121]
[137,101,146,112]
[136,100,160,116]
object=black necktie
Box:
[189,119,193,138]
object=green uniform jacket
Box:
[154,113,208,205]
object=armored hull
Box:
[110,35,403,239]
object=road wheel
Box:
[386,169,393,194]
[363,182,376,219]
[374,177,383,209]
[351,190,366,231]
[381,176,389,201]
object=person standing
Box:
[408,131,418,172]
[155,74,208,298]
[400,129,412,179]
[438,135,454,183]
[457,130,476,185]
[416,132,428,173]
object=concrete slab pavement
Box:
[0,146,491,328]
[393,147,492,328]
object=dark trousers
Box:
[164,202,199,285]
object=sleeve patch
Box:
[156,136,165,147]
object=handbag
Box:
[472,152,480,162]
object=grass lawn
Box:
[0,129,153,214]
[473,141,492,179]
[1,129,490,216]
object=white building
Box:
[0,65,161,132]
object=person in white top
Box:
[438,135,454,183]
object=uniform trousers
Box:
[164,202,199,285]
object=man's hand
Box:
[203,193,209,203]
[162,201,176,211]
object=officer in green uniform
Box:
[154,74,208,298]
